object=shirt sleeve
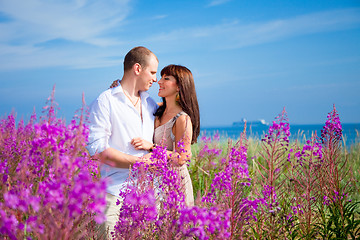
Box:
[86,98,111,156]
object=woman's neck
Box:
[164,96,182,115]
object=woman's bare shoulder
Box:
[175,114,192,127]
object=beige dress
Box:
[153,112,194,206]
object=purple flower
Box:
[177,206,230,240]
[204,144,249,203]
[321,105,342,144]
[0,90,107,239]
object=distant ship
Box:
[232,118,268,127]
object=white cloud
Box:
[0,0,132,70]
[207,0,232,7]
[0,0,131,46]
[0,4,359,71]
[147,8,360,51]
[152,14,168,20]
[0,43,125,70]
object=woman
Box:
[111,64,200,206]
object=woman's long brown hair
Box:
[154,64,200,144]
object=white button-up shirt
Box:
[86,83,158,196]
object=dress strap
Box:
[172,111,186,123]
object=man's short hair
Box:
[123,46,158,72]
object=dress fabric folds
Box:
[153,112,194,206]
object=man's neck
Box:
[120,77,140,97]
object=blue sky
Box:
[0,0,359,126]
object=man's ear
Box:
[134,63,142,75]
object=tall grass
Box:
[1,90,359,239]
[189,106,360,239]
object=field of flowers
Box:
[1,91,359,239]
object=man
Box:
[86,46,159,236]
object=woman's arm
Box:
[137,115,193,165]
[109,79,120,88]
[131,137,154,151]
[172,114,193,166]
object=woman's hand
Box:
[131,137,153,151]
[140,153,158,170]
[109,79,120,89]
[138,153,153,165]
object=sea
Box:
[200,123,360,147]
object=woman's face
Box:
[158,74,179,98]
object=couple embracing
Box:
[86,46,200,236]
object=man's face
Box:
[138,54,158,91]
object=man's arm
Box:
[87,97,145,168]
[95,147,139,168]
